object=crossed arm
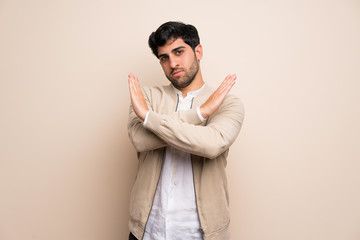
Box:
[127,73,244,158]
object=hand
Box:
[200,74,237,118]
[128,73,149,121]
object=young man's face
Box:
[157,38,202,89]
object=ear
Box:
[194,44,203,61]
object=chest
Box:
[149,90,208,114]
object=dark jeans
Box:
[129,232,138,240]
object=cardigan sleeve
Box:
[143,95,245,159]
[127,104,167,153]
[127,88,208,153]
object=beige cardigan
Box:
[128,83,245,240]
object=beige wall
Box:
[1,0,359,239]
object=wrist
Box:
[139,108,148,121]
[197,107,207,121]
[200,105,209,119]
[143,110,150,125]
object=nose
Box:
[169,56,178,69]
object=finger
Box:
[217,74,236,95]
[129,75,146,105]
[134,74,141,90]
[128,73,138,97]
[216,75,231,93]
[221,74,236,87]
[222,78,236,96]
[128,72,135,82]
[128,73,135,86]
[128,73,135,85]
[223,75,236,91]
[129,73,141,94]
[221,74,232,85]
[225,74,236,86]
[133,75,143,96]
[218,74,236,93]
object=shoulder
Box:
[211,93,245,124]
[141,84,174,99]
[223,94,245,113]
[225,93,244,106]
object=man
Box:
[127,21,245,240]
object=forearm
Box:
[128,106,167,152]
[144,96,245,159]
[128,106,207,152]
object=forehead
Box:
[157,38,191,55]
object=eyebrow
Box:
[158,46,186,59]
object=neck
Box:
[177,69,204,98]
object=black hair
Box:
[148,21,200,58]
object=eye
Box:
[159,56,168,63]
[175,50,183,55]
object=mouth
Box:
[172,70,184,77]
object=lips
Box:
[172,70,183,76]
